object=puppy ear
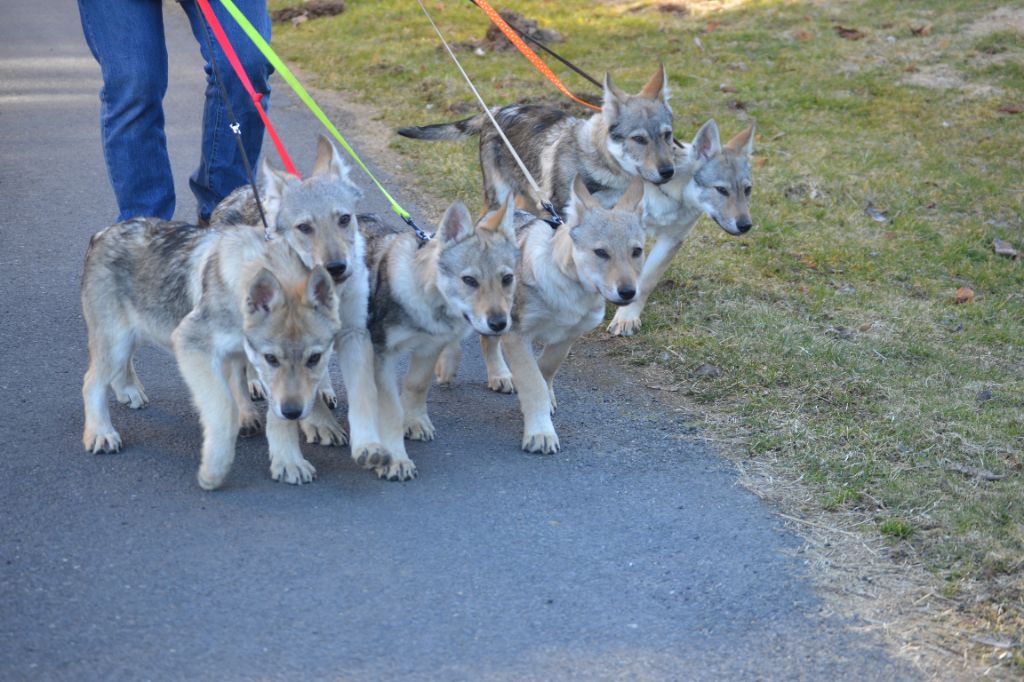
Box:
[260,157,295,223]
[614,177,645,212]
[639,62,670,104]
[305,265,338,312]
[724,123,756,157]
[247,268,283,316]
[479,192,516,239]
[570,174,602,214]
[691,119,721,161]
[439,201,474,243]
[602,72,625,123]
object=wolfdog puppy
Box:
[362,197,519,480]
[600,119,756,336]
[81,216,340,489]
[398,64,675,214]
[490,177,645,454]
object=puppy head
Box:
[603,64,676,186]
[684,120,755,236]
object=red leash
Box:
[195,0,300,178]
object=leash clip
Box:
[541,200,563,229]
[404,215,433,242]
[229,122,241,135]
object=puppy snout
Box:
[487,314,508,333]
[618,285,637,302]
[281,403,303,420]
[736,220,753,234]
[326,260,348,280]
[658,165,674,182]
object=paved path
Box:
[0,3,914,680]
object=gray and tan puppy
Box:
[489,176,646,454]
[398,64,675,213]
[81,216,341,489]
[362,197,519,480]
[601,119,756,336]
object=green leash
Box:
[218,0,430,240]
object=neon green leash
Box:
[218,0,430,240]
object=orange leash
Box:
[471,0,601,111]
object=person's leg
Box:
[77,0,174,221]
[180,0,273,221]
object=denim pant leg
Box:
[77,0,175,221]
[179,0,273,220]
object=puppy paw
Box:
[375,457,417,482]
[487,374,515,394]
[84,428,122,454]
[320,386,338,410]
[197,465,229,491]
[353,444,391,469]
[607,316,641,337]
[300,414,348,447]
[434,358,457,387]
[115,385,149,410]
[270,456,316,485]
[248,379,266,401]
[403,414,436,442]
[238,411,263,437]
[522,430,560,455]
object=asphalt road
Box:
[0,3,915,680]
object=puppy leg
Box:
[245,360,266,401]
[265,408,317,485]
[502,333,559,454]
[334,330,385,465]
[82,328,124,453]
[318,349,338,409]
[433,339,461,386]
[608,233,684,336]
[481,334,514,393]
[229,359,262,437]
[112,352,149,410]
[373,352,416,481]
[536,339,573,414]
[402,347,440,441]
[173,341,240,491]
[299,397,348,447]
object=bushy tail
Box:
[396,112,490,141]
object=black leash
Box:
[198,13,271,236]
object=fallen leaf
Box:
[693,363,723,379]
[719,83,738,93]
[753,156,768,168]
[647,384,680,392]
[727,100,747,111]
[694,36,704,52]
[954,287,975,304]
[291,14,308,26]
[910,22,933,37]
[993,239,1018,258]
[858,322,873,332]
[705,20,721,33]
[788,29,812,41]
[835,283,856,296]
[997,104,1024,114]
[903,64,919,73]
[865,204,888,223]
[834,25,865,40]
[976,389,993,403]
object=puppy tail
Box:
[397,112,488,141]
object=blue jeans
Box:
[77,0,273,221]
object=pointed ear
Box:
[313,134,354,184]
[602,72,625,123]
[639,63,670,104]
[724,123,755,157]
[260,157,294,222]
[614,177,645,212]
[570,174,602,213]
[691,119,721,161]
[480,192,516,239]
[305,265,338,312]
[247,268,283,316]
[439,201,474,244]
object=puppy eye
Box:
[502,273,514,286]
[632,247,643,258]
[462,276,479,288]
[338,214,351,227]
[264,354,280,367]
[715,187,730,197]
[631,136,648,145]
[306,353,322,368]
[744,186,752,197]
[296,223,314,234]
[594,249,610,260]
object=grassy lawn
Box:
[267,0,1023,663]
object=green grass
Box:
[267,0,1024,653]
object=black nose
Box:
[281,404,303,420]
[487,315,508,332]
[326,260,347,280]
[658,166,674,181]
[618,286,636,301]
[736,221,752,234]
